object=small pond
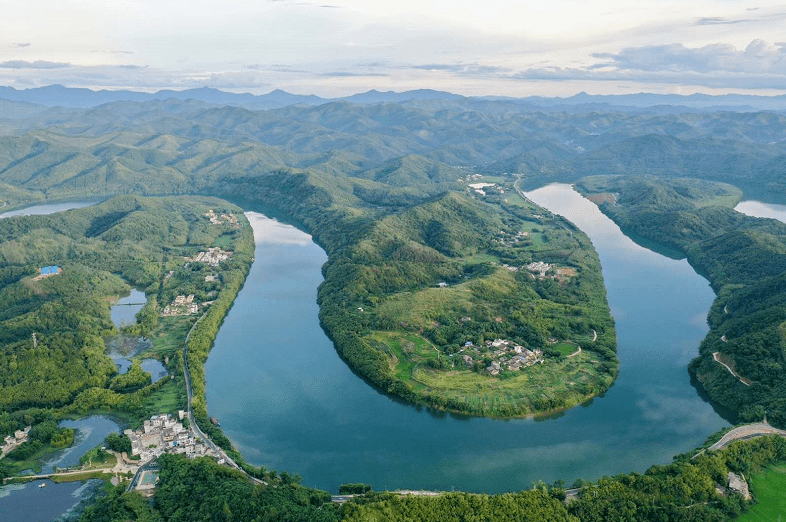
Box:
[105,336,168,382]
[110,288,147,329]
[41,416,122,473]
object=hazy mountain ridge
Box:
[2,84,786,113]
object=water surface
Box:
[0,198,104,219]
[0,479,103,522]
[735,200,786,224]
[42,416,121,473]
[110,289,147,329]
[205,192,729,493]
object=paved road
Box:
[707,422,786,452]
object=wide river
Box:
[205,184,733,493]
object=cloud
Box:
[0,60,70,69]
[318,70,388,77]
[592,40,786,75]
[407,63,512,76]
[693,17,750,26]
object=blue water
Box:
[204,190,729,494]
[141,359,168,383]
[110,289,147,329]
[42,417,121,473]
[0,479,103,522]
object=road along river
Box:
[204,186,732,493]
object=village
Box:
[124,413,220,465]
[0,426,31,459]
[185,246,233,267]
[161,294,200,317]
[204,209,240,228]
[458,338,544,376]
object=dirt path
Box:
[592,329,597,342]
[713,352,750,386]
[566,346,582,358]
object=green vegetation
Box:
[1,94,785,520]
[577,175,786,427]
[737,464,786,522]
[0,195,253,472]
[304,190,617,417]
[342,491,577,522]
[80,454,338,522]
[77,436,786,522]
[103,432,132,454]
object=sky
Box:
[1,0,785,97]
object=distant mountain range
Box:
[0,84,784,112]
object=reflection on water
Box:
[246,211,314,246]
[204,189,729,493]
[0,479,104,522]
[42,416,121,473]
[0,198,104,219]
[735,200,786,224]
[110,289,147,328]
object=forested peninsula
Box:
[576,175,786,427]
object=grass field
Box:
[138,378,186,421]
[148,316,194,356]
[554,342,579,356]
[737,464,786,522]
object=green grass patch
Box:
[51,470,110,483]
[737,464,786,522]
[137,377,186,420]
[369,329,609,416]
[147,316,194,356]
[79,446,117,470]
[554,342,578,356]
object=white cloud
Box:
[0,1,785,96]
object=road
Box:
[707,422,786,452]
[712,351,750,386]
[182,313,266,485]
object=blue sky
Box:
[1,0,785,96]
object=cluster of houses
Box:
[204,209,239,228]
[497,229,531,248]
[459,339,544,376]
[526,261,553,278]
[161,294,199,316]
[1,426,31,457]
[124,413,218,464]
[468,182,499,196]
[186,247,233,267]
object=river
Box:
[735,200,786,224]
[204,186,730,494]
[0,198,104,219]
